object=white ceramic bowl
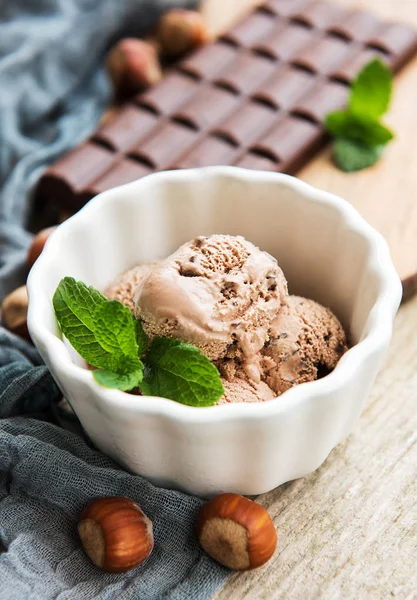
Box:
[28,167,401,497]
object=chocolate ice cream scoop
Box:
[261,296,347,395]
[217,378,275,405]
[134,235,287,380]
[105,263,156,313]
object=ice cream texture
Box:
[261,296,348,395]
[218,379,275,405]
[105,235,348,404]
[134,235,288,383]
[105,263,156,313]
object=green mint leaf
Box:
[325,110,394,146]
[333,138,384,172]
[53,278,144,387]
[135,320,149,355]
[141,338,224,407]
[93,367,143,391]
[53,277,114,369]
[94,300,139,358]
[53,277,108,331]
[53,278,224,403]
[350,59,392,119]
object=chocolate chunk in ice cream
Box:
[134,235,287,382]
[261,296,348,395]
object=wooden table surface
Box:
[201,1,417,598]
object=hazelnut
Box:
[1,286,30,341]
[57,210,74,224]
[196,493,277,570]
[26,226,56,271]
[157,10,209,57]
[106,39,162,97]
[78,496,153,573]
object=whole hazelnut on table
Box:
[196,493,277,570]
[157,9,209,57]
[78,496,154,573]
[106,39,162,97]
[26,226,56,271]
[1,285,30,341]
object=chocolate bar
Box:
[36,0,417,211]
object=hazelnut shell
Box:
[78,496,153,573]
[157,9,209,57]
[1,285,30,341]
[196,493,277,570]
[106,39,162,97]
[26,226,56,271]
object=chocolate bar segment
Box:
[135,72,199,115]
[252,65,316,110]
[85,158,151,200]
[250,116,324,173]
[291,80,349,123]
[36,143,115,210]
[175,136,239,169]
[253,22,313,61]
[35,0,417,212]
[330,47,391,84]
[235,153,279,172]
[221,11,278,47]
[368,23,417,67]
[173,85,237,130]
[213,101,278,147]
[290,1,349,30]
[93,105,158,152]
[214,52,276,95]
[290,35,354,75]
[178,41,238,80]
[129,121,196,168]
[261,0,310,18]
[328,10,380,42]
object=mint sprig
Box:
[326,111,393,147]
[333,139,384,173]
[141,338,225,407]
[53,277,224,406]
[350,58,392,119]
[325,59,394,172]
[53,278,144,391]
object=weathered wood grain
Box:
[201,0,417,598]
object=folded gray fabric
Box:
[0,328,229,599]
[0,0,197,301]
[0,1,231,598]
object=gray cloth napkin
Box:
[0,1,230,598]
[0,328,229,599]
[0,0,196,300]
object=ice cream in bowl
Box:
[27,167,402,496]
[101,234,347,405]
